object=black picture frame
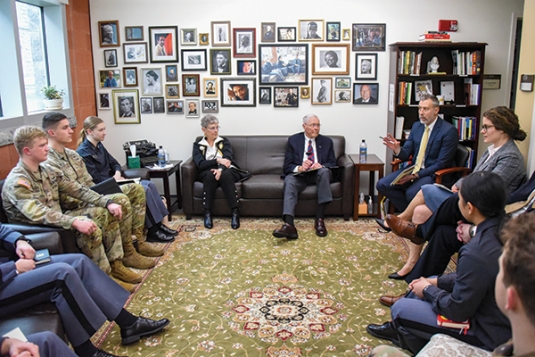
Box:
[140,97,153,114]
[326,22,341,42]
[353,83,379,104]
[210,49,231,75]
[165,65,178,82]
[181,49,207,71]
[153,97,165,113]
[123,42,148,64]
[277,27,296,42]
[220,77,256,107]
[352,23,386,51]
[149,26,179,63]
[104,49,117,67]
[166,100,184,114]
[237,60,256,75]
[259,87,271,104]
[274,87,299,108]
[258,44,308,85]
[125,26,143,41]
[355,53,378,80]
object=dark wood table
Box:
[348,154,384,220]
[147,160,182,220]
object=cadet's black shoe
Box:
[147,230,174,243]
[159,224,178,236]
[121,317,170,345]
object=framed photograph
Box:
[98,20,119,47]
[181,49,207,71]
[220,78,256,107]
[104,49,117,67]
[166,84,180,99]
[99,69,120,88]
[335,89,351,102]
[181,28,197,45]
[278,27,296,42]
[112,89,140,124]
[300,87,311,99]
[99,93,110,109]
[202,100,219,113]
[298,20,324,41]
[167,100,184,114]
[353,83,379,104]
[210,49,231,75]
[260,22,276,42]
[355,53,377,80]
[352,23,386,51]
[211,21,231,47]
[182,74,200,96]
[166,65,178,82]
[199,33,209,45]
[123,43,148,64]
[203,78,218,97]
[186,99,200,118]
[153,97,165,113]
[342,28,351,41]
[233,28,255,58]
[312,43,350,75]
[237,60,256,75]
[335,77,351,88]
[140,68,163,96]
[149,26,178,63]
[326,22,341,42]
[258,44,308,85]
[125,26,143,41]
[311,77,332,105]
[123,67,138,87]
[140,97,153,114]
[259,87,271,104]
[274,87,299,108]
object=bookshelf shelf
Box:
[388,41,487,169]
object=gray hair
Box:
[302,114,318,124]
[419,94,439,107]
[201,114,219,128]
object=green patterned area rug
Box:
[95,216,416,356]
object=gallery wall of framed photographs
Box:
[95,20,386,124]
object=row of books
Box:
[451,50,482,75]
[451,116,478,141]
[398,51,423,75]
[397,79,479,106]
[463,78,481,105]
[419,31,451,42]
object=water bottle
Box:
[368,196,373,214]
[164,147,170,163]
[359,139,367,163]
[158,146,165,167]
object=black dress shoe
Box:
[92,350,127,357]
[121,317,170,345]
[146,229,175,243]
[366,321,399,343]
[204,212,213,229]
[231,209,240,229]
[388,272,408,280]
[159,224,178,236]
[272,223,298,239]
[314,218,328,237]
[375,218,392,232]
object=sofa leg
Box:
[344,214,351,221]
[185,214,192,220]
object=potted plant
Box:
[41,85,65,111]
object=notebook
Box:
[89,177,122,195]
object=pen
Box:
[380,136,395,144]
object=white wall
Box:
[89,0,524,188]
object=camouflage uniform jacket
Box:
[2,160,110,230]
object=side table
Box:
[348,154,384,220]
[147,160,182,220]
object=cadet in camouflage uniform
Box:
[42,113,163,266]
[1,126,141,292]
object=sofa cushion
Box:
[0,303,66,342]
[242,175,284,199]
[193,181,243,199]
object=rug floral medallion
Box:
[96,217,411,356]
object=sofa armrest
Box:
[337,154,355,220]
[181,157,198,219]
[26,231,63,255]
[3,224,77,254]
[121,167,150,180]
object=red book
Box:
[437,314,470,334]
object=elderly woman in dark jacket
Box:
[193,115,250,229]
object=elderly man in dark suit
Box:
[377,94,458,212]
[273,114,336,239]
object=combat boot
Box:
[110,276,137,294]
[122,234,156,269]
[111,260,143,284]
[136,239,165,257]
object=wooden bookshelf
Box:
[388,42,487,168]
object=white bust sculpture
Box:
[427,56,440,73]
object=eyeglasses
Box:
[305,123,321,128]
[206,126,220,131]
[481,124,495,132]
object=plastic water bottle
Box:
[158,146,165,167]
[359,139,367,163]
[164,147,170,163]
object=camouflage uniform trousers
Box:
[65,204,125,274]
[119,183,146,240]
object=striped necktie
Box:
[307,139,315,163]
[412,126,430,174]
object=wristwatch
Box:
[469,225,477,238]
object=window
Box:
[0,0,71,129]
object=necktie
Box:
[412,126,429,174]
[307,140,315,163]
